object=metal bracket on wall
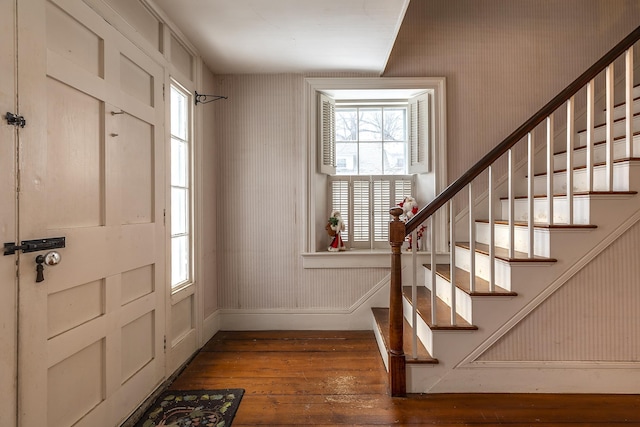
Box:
[194,91,228,105]
[5,112,26,128]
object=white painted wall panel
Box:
[480,219,640,361]
[215,74,389,312]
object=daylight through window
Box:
[170,83,192,289]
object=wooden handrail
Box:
[405,24,640,235]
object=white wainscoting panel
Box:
[479,220,640,361]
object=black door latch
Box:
[4,237,65,256]
[5,112,26,128]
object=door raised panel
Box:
[47,279,105,338]
[46,1,103,78]
[46,77,104,229]
[47,339,104,427]
[117,113,154,224]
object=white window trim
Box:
[302,77,448,269]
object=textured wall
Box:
[213,73,389,310]
[480,219,640,361]
[384,0,640,185]
[202,67,218,317]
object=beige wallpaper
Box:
[212,73,389,310]
[201,66,218,317]
[384,0,640,185]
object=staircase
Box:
[373,26,640,395]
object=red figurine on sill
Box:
[326,210,346,252]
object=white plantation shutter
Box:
[329,176,413,249]
[319,93,336,174]
[330,180,349,241]
[352,179,370,243]
[394,179,413,205]
[408,92,430,174]
[373,179,391,244]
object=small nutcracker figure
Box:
[326,210,346,252]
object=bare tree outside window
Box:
[335,105,407,175]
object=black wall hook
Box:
[195,91,228,105]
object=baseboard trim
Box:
[423,363,640,394]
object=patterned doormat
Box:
[134,389,244,427]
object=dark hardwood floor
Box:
[169,330,640,426]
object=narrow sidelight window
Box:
[170,83,192,289]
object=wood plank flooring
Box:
[169,330,640,426]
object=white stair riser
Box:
[576,112,640,146]
[534,160,634,194]
[611,94,640,121]
[403,297,433,355]
[553,134,640,169]
[424,271,473,323]
[500,196,571,223]
[454,245,512,290]
[476,222,551,257]
[500,195,592,224]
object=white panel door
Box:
[0,0,17,425]
[16,1,166,426]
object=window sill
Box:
[301,249,434,269]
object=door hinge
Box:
[162,84,165,101]
[163,209,166,225]
[163,335,167,351]
[5,112,26,128]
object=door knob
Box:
[35,251,61,282]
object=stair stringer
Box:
[405,189,640,393]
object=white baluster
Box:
[546,115,554,225]
[626,46,634,158]
[605,64,614,191]
[508,149,515,258]
[468,182,476,293]
[430,215,437,326]
[566,97,575,225]
[586,80,595,192]
[527,131,535,257]
[449,200,457,325]
[488,165,495,291]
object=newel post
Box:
[388,207,406,396]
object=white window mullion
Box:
[170,83,192,290]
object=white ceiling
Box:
[153,0,410,75]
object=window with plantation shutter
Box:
[408,92,429,174]
[305,77,445,262]
[329,175,413,249]
[319,93,336,174]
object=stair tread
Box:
[424,264,517,296]
[402,286,478,330]
[457,242,557,263]
[371,307,438,364]
[476,219,597,229]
